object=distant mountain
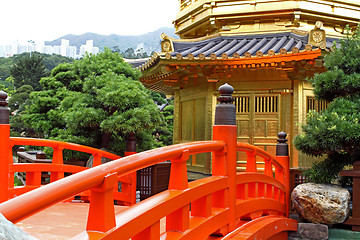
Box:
[45,27,178,54]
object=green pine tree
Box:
[10,53,49,90]
[294,26,360,183]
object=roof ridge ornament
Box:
[309,21,326,47]
[165,33,222,43]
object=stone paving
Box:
[289,213,360,240]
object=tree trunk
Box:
[101,132,112,149]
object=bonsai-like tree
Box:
[294,26,360,183]
[22,49,164,156]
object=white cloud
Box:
[0,0,178,45]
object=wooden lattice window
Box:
[307,96,329,112]
[234,96,250,113]
[255,96,278,113]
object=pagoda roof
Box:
[168,32,331,57]
[137,31,338,71]
[136,31,339,94]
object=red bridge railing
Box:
[0,84,296,239]
[5,137,136,205]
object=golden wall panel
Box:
[181,100,193,141]
[180,95,210,173]
[237,120,250,138]
[266,120,279,137]
[254,120,266,137]
[194,98,206,141]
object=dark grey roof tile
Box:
[191,41,217,57]
[179,46,198,56]
[258,37,278,54]
[214,39,238,56]
[237,39,257,56]
[247,38,268,55]
[225,39,247,56]
[294,41,303,50]
[203,40,228,56]
[283,38,295,51]
[270,36,288,53]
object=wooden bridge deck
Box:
[16,202,129,239]
[16,202,223,240]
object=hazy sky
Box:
[0,0,178,45]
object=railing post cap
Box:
[0,90,9,124]
[214,83,236,125]
[278,131,287,142]
[276,131,289,156]
[218,83,234,96]
[0,91,8,107]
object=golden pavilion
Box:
[137,0,360,178]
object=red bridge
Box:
[0,84,297,239]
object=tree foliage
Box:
[10,53,49,90]
[1,52,73,93]
[8,85,33,112]
[9,85,35,137]
[0,77,15,96]
[22,49,163,156]
[294,26,360,183]
[157,100,174,146]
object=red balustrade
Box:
[3,137,136,206]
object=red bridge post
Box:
[276,131,290,217]
[212,83,237,233]
[0,91,10,203]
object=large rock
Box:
[291,183,350,224]
[0,213,38,240]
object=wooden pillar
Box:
[276,131,290,217]
[341,161,360,231]
[212,83,237,233]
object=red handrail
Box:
[6,137,139,206]
[10,137,120,160]
[237,142,282,171]
[0,140,225,223]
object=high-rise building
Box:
[4,45,13,57]
[60,39,69,56]
[53,46,61,55]
[66,46,77,59]
[36,41,45,53]
[0,46,4,58]
[44,45,53,55]
[0,39,98,59]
